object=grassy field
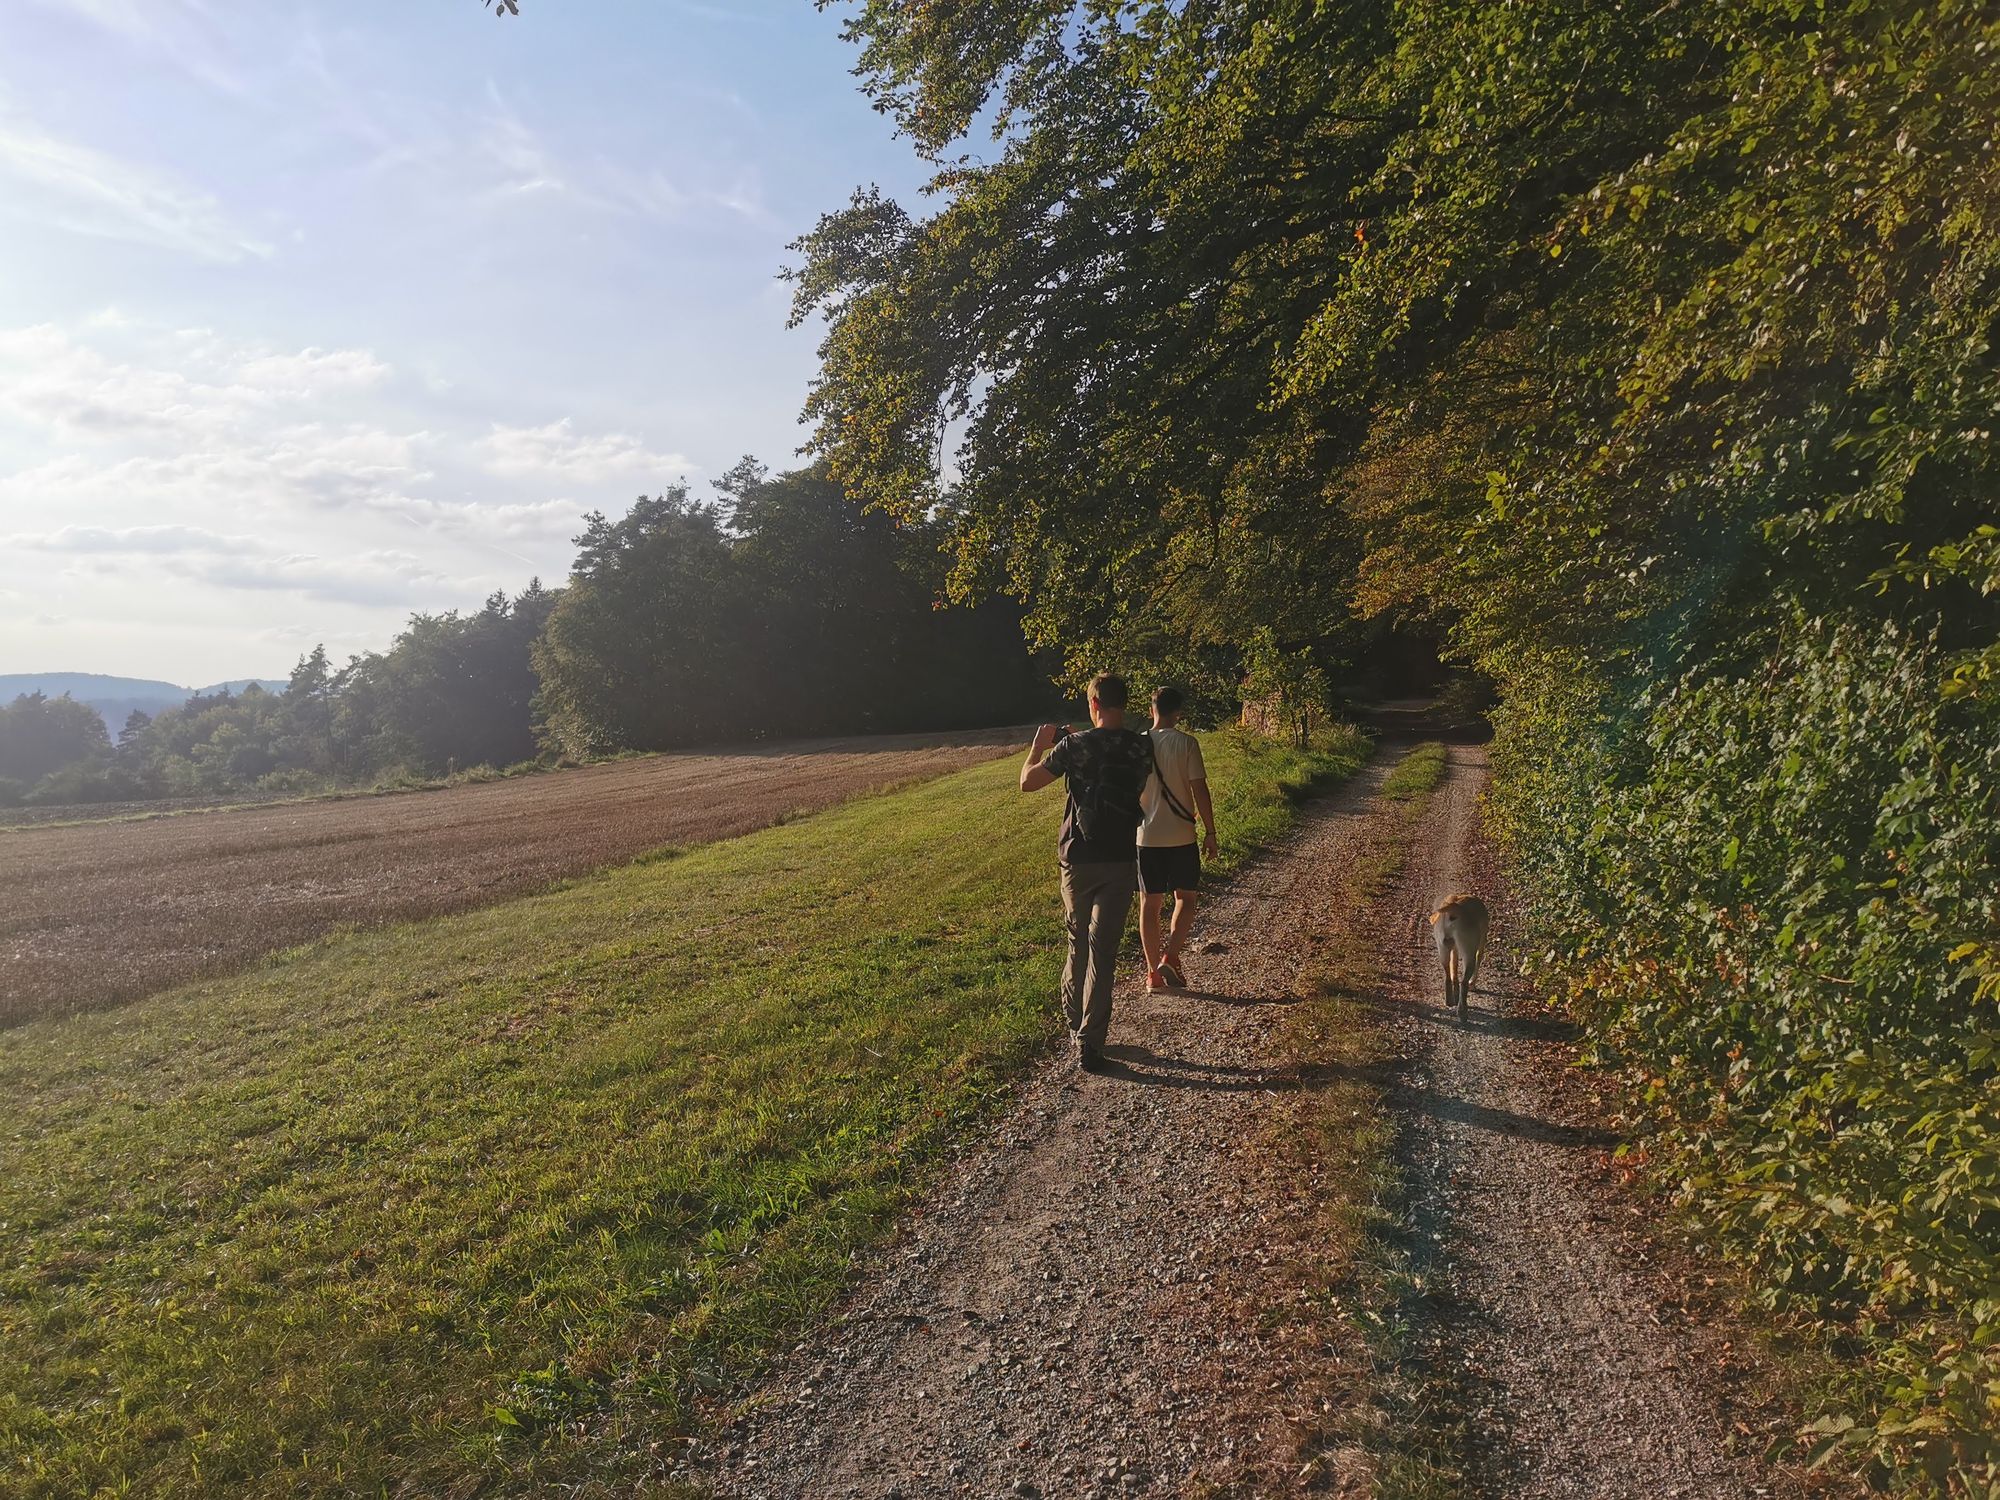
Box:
[0,727,1367,1498]
[1,729,1021,1026]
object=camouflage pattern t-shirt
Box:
[1041,726,1155,864]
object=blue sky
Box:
[0,0,930,685]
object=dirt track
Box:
[696,743,1806,1499]
[0,729,1017,1027]
[1385,749,1806,1498]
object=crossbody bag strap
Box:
[1146,730,1198,826]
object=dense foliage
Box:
[0,694,108,801]
[795,0,2000,1485]
[533,464,1051,757]
[1,591,559,807]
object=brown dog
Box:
[1429,895,1490,1020]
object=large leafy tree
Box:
[533,489,749,756]
[793,1,2000,1481]
[792,0,1998,696]
[725,458,1052,733]
[0,692,111,784]
[532,467,1053,755]
[346,584,559,772]
[789,1,1407,694]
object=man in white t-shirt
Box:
[1138,685,1219,993]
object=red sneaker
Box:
[1145,968,1169,994]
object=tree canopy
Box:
[795,0,1998,703]
[794,1,2000,1484]
[533,463,1051,756]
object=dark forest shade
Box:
[532,461,1052,757]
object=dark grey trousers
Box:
[1058,859,1136,1052]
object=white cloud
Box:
[0,315,678,673]
[233,347,392,396]
[0,322,424,513]
[5,522,455,609]
[367,493,588,539]
[2,522,247,554]
[477,417,690,485]
[174,547,449,608]
[0,116,268,263]
[0,323,391,434]
[28,0,248,97]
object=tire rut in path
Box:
[1385,744,1792,1500]
[698,744,1786,1499]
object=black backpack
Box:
[1068,731,1155,844]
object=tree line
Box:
[787,0,1998,1486]
[0,462,1052,808]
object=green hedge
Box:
[1493,618,1999,1494]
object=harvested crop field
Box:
[0,728,1019,1027]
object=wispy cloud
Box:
[0,327,392,445]
[0,115,269,263]
[5,522,456,609]
[178,547,451,608]
[476,417,692,485]
[2,522,246,554]
[0,317,657,611]
[471,83,773,227]
[0,321,425,516]
[367,493,588,540]
[28,0,248,97]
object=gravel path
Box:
[697,743,1791,1499]
[1386,744,1790,1499]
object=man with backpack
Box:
[1020,672,1155,1072]
[1138,686,1219,992]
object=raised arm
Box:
[1020,723,1064,792]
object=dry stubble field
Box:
[0,728,1019,1027]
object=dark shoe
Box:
[1159,959,1187,989]
[1078,1046,1108,1074]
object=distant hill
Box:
[0,673,289,736]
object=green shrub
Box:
[1495,618,2000,1492]
[26,761,140,806]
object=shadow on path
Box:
[1098,1042,1294,1093]
[1182,987,1303,1010]
[1329,987,1585,1044]
[1103,1013,1616,1149]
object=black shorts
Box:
[1138,843,1202,895]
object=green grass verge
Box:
[0,725,1367,1498]
[1379,741,1446,804]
